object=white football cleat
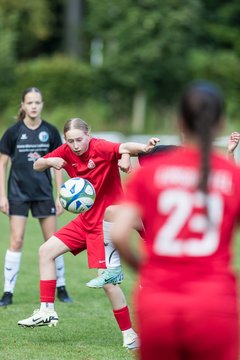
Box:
[123,329,140,350]
[18,309,58,328]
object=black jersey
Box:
[138,145,178,166]
[0,120,62,201]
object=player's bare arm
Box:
[227,132,240,162]
[54,168,64,216]
[34,157,67,171]
[0,153,10,215]
[119,137,160,156]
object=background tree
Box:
[86,0,203,131]
[64,0,83,58]
[0,0,240,133]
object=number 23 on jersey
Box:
[153,189,223,257]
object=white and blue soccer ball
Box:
[59,177,96,214]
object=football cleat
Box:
[123,330,140,351]
[86,266,124,288]
[57,286,73,303]
[18,309,58,328]
[0,292,13,307]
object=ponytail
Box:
[179,81,224,194]
[194,104,213,193]
[17,109,26,121]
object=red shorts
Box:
[54,216,106,269]
[135,288,238,360]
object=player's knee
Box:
[104,205,118,222]
[39,242,51,261]
[10,235,24,251]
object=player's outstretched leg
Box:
[86,221,124,288]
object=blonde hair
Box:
[63,118,90,135]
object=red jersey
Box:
[44,138,123,229]
[124,146,240,298]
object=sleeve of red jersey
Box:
[43,143,66,159]
[42,143,73,175]
[95,139,122,161]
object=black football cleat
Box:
[56,286,73,303]
[0,292,13,306]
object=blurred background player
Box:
[17,117,158,350]
[111,81,240,360]
[0,87,72,306]
[138,144,177,166]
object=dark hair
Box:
[179,80,224,193]
[63,118,91,135]
[17,87,42,121]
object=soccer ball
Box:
[59,177,96,214]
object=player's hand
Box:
[227,132,240,153]
[118,154,133,173]
[48,157,67,170]
[0,195,9,215]
[144,137,160,153]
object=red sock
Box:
[113,306,132,331]
[40,280,56,303]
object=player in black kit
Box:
[0,87,72,306]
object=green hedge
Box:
[0,55,114,131]
[8,55,98,107]
[0,55,134,132]
[1,53,240,135]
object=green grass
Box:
[0,211,137,360]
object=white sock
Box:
[103,221,121,268]
[4,250,22,293]
[55,255,66,288]
[122,328,135,336]
[40,302,54,311]
[122,328,138,346]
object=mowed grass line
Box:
[0,211,137,360]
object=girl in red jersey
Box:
[111,81,240,360]
[17,117,159,349]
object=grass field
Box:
[0,211,137,360]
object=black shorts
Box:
[9,200,56,218]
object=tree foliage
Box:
[0,0,240,130]
[86,0,202,97]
